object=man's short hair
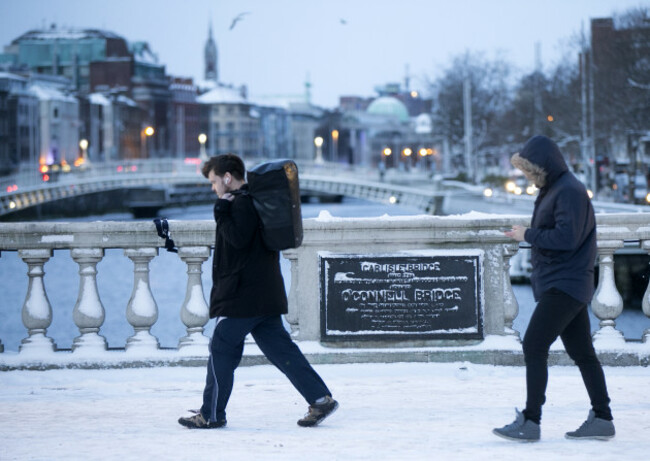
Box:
[201,154,245,180]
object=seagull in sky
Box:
[230,12,251,30]
[340,18,347,25]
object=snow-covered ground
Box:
[1,362,649,460]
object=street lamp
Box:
[402,147,413,171]
[198,133,208,161]
[379,147,392,181]
[141,126,154,158]
[314,136,324,164]
[331,129,339,161]
[418,147,428,172]
[77,138,89,167]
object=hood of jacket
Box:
[510,135,568,188]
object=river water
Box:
[0,198,648,352]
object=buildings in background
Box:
[0,22,438,177]
[3,15,643,181]
[0,72,39,175]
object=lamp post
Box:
[331,129,339,162]
[198,133,208,161]
[402,147,412,171]
[79,139,89,166]
[314,136,324,164]
[141,126,154,158]
[380,147,391,181]
[382,147,392,163]
[419,148,427,171]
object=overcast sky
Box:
[0,0,645,107]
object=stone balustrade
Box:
[1,213,649,369]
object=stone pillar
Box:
[591,240,625,345]
[502,243,520,339]
[282,248,300,337]
[71,248,108,352]
[642,240,650,343]
[124,248,160,351]
[18,249,56,352]
[178,246,210,350]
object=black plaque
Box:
[320,252,483,341]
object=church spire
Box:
[204,21,218,82]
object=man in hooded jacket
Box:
[493,135,615,442]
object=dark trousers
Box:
[522,288,612,424]
[201,315,331,423]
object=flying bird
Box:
[340,18,347,25]
[230,12,251,30]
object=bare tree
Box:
[428,51,512,179]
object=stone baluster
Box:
[591,240,625,345]
[641,240,650,343]
[71,248,107,352]
[502,243,520,339]
[124,248,160,351]
[282,248,300,337]
[18,249,56,352]
[178,246,210,350]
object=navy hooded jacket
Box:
[514,136,597,304]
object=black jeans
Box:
[201,315,331,422]
[522,288,612,424]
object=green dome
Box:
[366,96,409,122]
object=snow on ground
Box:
[1,362,649,461]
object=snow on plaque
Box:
[320,251,483,341]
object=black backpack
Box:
[246,159,303,251]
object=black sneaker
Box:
[297,395,339,427]
[178,412,227,429]
[493,409,541,442]
[565,410,615,440]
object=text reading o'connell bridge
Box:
[0,158,643,220]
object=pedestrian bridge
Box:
[1,212,649,370]
[0,159,444,218]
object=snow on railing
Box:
[0,214,649,365]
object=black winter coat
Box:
[209,184,288,318]
[520,136,597,304]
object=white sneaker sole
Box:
[565,433,615,441]
[492,429,540,442]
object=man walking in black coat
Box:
[493,136,615,442]
[179,154,338,429]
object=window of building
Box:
[53,107,59,119]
